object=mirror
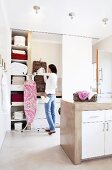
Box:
[96,49,112,94]
[31,32,62,93]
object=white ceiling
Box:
[3,0,112,41]
[32,32,62,43]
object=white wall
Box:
[92,36,112,94]
[0,0,11,149]
[31,39,62,78]
[92,35,112,63]
[62,35,92,101]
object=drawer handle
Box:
[103,123,105,131]
[88,116,100,119]
[106,122,109,131]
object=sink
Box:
[97,93,112,103]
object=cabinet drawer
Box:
[82,111,105,122]
[105,110,112,121]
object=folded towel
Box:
[12,50,26,54]
[76,91,89,100]
[11,62,28,75]
[73,91,97,102]
[88,92,97,100]
[41,96,50,103]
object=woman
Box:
[44,64,57,135]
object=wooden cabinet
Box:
[10,29,32,130]
[60,101,112,165]
[82,110,112,159]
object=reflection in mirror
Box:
[92,62,96,92]
[31,32,62,94]
[97,49,112,94]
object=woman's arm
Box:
[43,73,50,83]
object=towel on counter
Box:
[73,90,97,102]
[77,91,89,100]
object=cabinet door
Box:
[31,99,48,129]
[82,122,104,159]
[105,110,112,121]
[36,100,46,119]
[105,121,112,155]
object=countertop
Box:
[37,91,62,98]
[63,100,112,111]
[60,100,112,165]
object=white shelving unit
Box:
[11,44,28,50]
[10,29,32,130]
[11,59,28,64]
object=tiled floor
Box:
[0,129,112,170]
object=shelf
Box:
[11,119,26,122]
[11,59,28,63]
[12,30,28,37]
[11,102,24,106]
[34,73,50,76]
[11,85,24,91]
[10,29,31,131]
[11,74,27,76]
[11,45,28,50]
[11,90,24,92]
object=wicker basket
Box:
[73,93,97,102]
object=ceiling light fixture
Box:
[102,18,108,25]
[33,5,40,14]
[69,12,75,19]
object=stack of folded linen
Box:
[11,92,24,102]
[12,50,27,60]
[12,76,25,85]
[14,111,24,120]
[11,62,28,75]
[11,85,24,91]
[14,123,22,131]
[14,36,25,46]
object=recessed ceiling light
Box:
[102,18,108,25]
[69,12,75,19]
[33,5,40,14]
